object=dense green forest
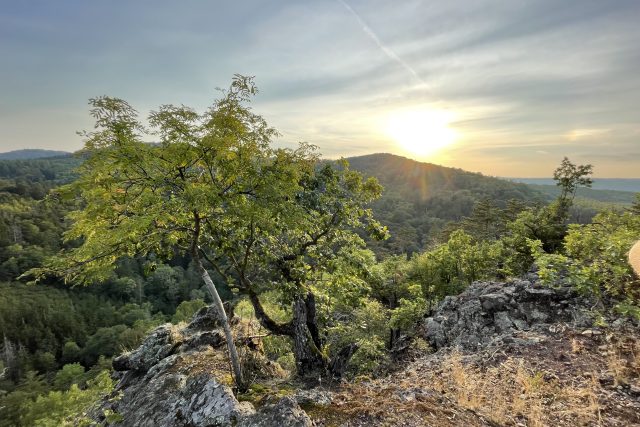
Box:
[0,150,71,160]
[0,83,638,425]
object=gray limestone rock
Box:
[423,277,593,351]
[238,396,313,427]
[93,311,311,426]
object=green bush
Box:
[21,370,114,426]
[532,210,640,317]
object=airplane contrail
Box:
[337,0,427,87]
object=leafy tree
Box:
[29,75,385,385]
[21,370,114,426]
[497,158,594,267]
[28,77,279,390]
[462,198,506,241]
[60,341,81,364]
[213,160,386,377]
[53,363,85,391]
[411,230,504,301]
[553,157,593,209]
[172,299,207,323]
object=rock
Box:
[493,311,515,333]
[479,293,508,312]
[424,318,447,349]
[423,277,593,351]
[294,388,334,406]
[93,308,312,426]
[182,330,225,350]
[185,305,221,331]
[112,325,181,373]
[96,367,255,427]
[238,396,313,427]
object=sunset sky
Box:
[1,0,639,177]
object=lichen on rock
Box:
[92,307,312,426]
[423,276,594,351]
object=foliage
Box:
[325,299,389,376]
[629,193,640,215]
[347,153,545,256]
[389,283,426,332]
[411,230,504,301]
[0,281,165,381]
[53,363,85,391]
[532,210,640,317]
[171,299,207,323]
[21,370,114,426]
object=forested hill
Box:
[347,153,542,203]
[0,149,71,160]
[508,177,640,193]
[0,155,81,199]
[345,153,546,255]
[0,151,620,257]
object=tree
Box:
[205,160,386,377]
[29,75,386,385]
[552,157,593,222]
[29,76,283,390]
[462,198,505,241]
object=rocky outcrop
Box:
[423,276,594,351]
[93,307,312,426]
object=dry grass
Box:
[313,330,640,427]
[424,351,603,426]
[605,333,640,386]
[571,337,584,354]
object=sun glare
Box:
[384,109,458,157]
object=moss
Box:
[300,403,353,427]
[236,382,295,406]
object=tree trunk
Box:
[194,257,246,392]
[292,295,326,377]
[329,343,359,379]
[247,289,358,379]
[304,293,322,350]
[388,328,401,350]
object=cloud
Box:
[1,0,639,176]
[566,128,610,141]
[336,0,427,88]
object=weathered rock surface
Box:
[93,307,312,426]
[238,396,313,427]
[423,276,594,350]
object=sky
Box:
[1,0,639,177]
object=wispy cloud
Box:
[566,128,610,141]
[336,0,427,88]
[2,0,639,176]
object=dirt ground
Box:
[306,325,640,427]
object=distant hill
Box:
[0,149,71,160]
[525,184,636,205]
[348,154,542,203]
[507,177,640,193]
[0,155,81,199]
[345,153,546,255]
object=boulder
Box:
[238,396,312,427]
[93,311,311,426]
[423,276,593,351]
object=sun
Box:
[384,109,458,157]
